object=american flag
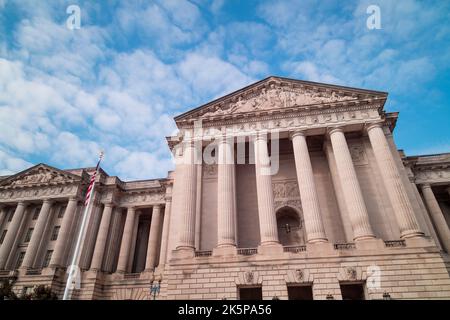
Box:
[84,152,103,206]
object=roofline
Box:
[403,151,450,159]
[174,75,389,121]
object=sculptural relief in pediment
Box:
[5,166,76,187]
[200,84,357,118]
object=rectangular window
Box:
[24,228,33,243]
[16,251,25,269]
[287,285,314,300]
[58,205,66,219]
[0,230,6,244]
[32,206,41,220]
[238,287,263,300]
[51,226,60,241]
[43,250,53,268]
[340,283,366,300]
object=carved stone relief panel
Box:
[349,144,368,165]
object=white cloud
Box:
[0,149,33,176]
[114,151,173,181]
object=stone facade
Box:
[0,76,449,300]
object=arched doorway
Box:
[276,206,305,246]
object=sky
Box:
[0,0,449,180]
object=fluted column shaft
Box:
[0,202,27,269]
[116,207,136,273]
[22,200,53,269]
[90,203,114,271]
[422,184,450,252]
[328,127,375,241]
[291,131,328,243]
[159,194,172,265]
[254,134,279,245]
[217,136,236,247]
[145,205,163,270]
[177,141,198,249]
[367,123,423,238]
[49,197,78,268]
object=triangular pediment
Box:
[175,76,387,123]
[0,163,82,188]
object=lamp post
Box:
[150,281,161,300]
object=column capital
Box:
[68,196,79,202]
[326,126,345,136]
[289,130,307,140]
[420,183,432,189]
[42,199,54,205]
[252,131,269,142]
[364,121,384,133]
[16,201,28,208]
[103,202,115,208]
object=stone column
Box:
[176,140,198,250]
[0,202,27,269]
[328,127,375,241]
[49,197,78,268]
[159,193,172,266]
[367,123,423,238]
[254,133,279,246]
[116,207,136,273]
[145,205,163,270]
[90,203,114,271]
[421,184,450,253]
[217,135,236,248]
[21,199,53,269]
[291,131,328,243]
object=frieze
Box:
[189,107,381,138]
[0,184,79,202]
[414,168,450,184]
[118,192,165,206]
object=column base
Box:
[353,234,376,242]
[213,246,237,256]
[257,243,283,256]
[307,237,328,244]
[17,267,28,276]
[401,231,425,239]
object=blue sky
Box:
[0,0,449,180]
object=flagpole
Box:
[63,152,103,300]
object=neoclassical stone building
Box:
[1,76,449,300]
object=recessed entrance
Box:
[340,283,366,300]
[287,285,313,300]
[238,287,262,300]
[276,206,304,246]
